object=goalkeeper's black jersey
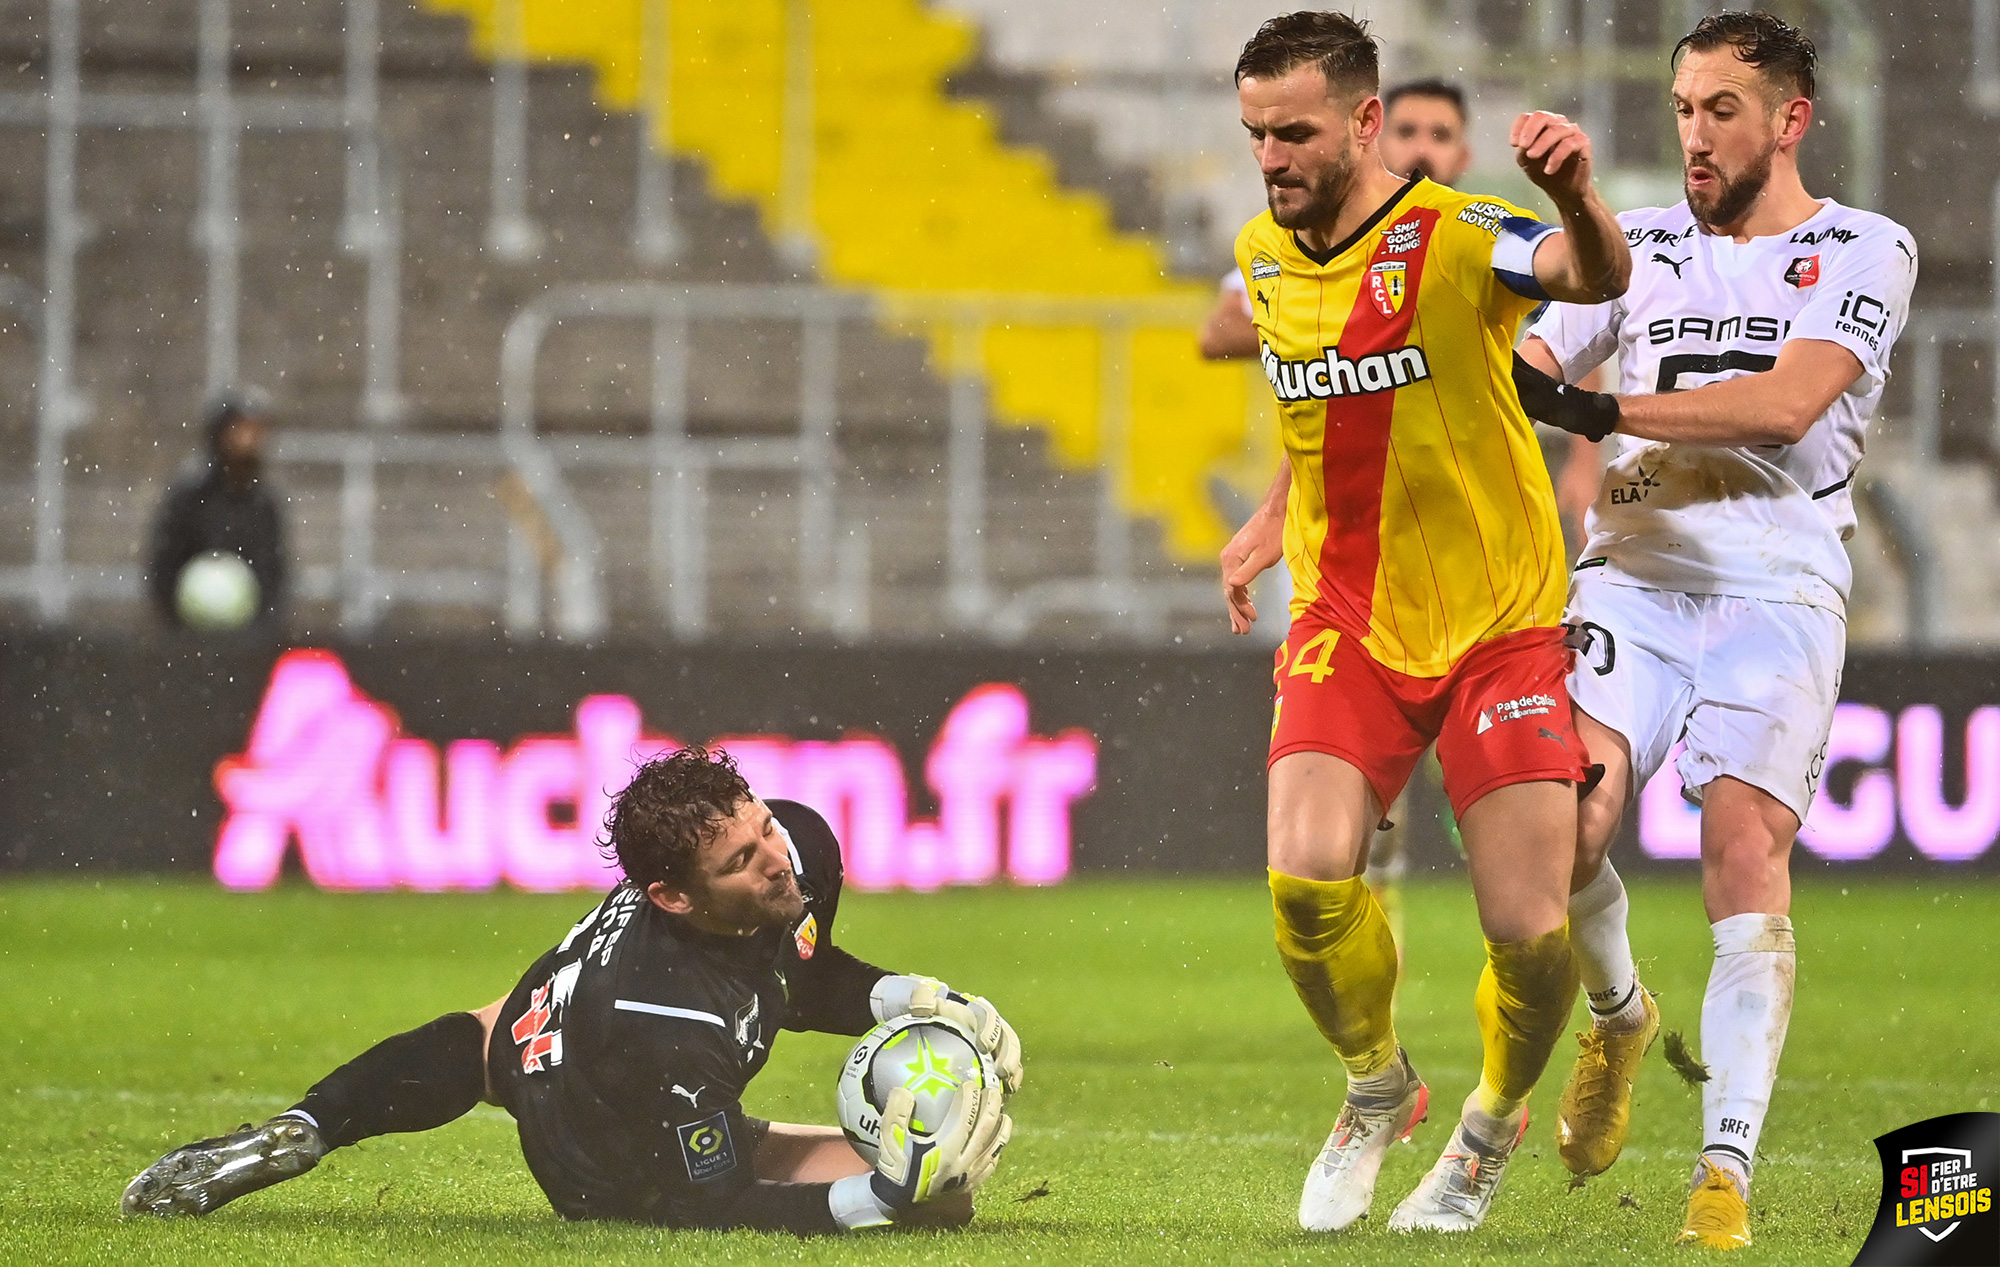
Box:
[489,800,890,1233]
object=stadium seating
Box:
[4,0,1997,643]
[426,0,1255,562]
[0,0,1206,638]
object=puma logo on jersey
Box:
[1652,252,1691,278]
[671,1084,705,1107]
[1260,341,1430,402]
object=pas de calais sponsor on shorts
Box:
[1261,342,1430,403]
[1476,692,1558,735]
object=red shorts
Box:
[1268,621,1589,818]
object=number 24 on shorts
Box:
[1283,630,1340,684]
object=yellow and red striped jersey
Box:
[1235,178,1568,679]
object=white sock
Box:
[1698,913,1796,1196]
[1568,862,1646,1031]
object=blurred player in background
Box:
[145,390,288,631]
[1217,11,1630,1235]
[1201,76,1473,360]
[1514,12,1916,1249]
[124,748,1019,1235]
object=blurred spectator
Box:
[1201,78,1473,360]
[1378,78,1472,186]
[146,390,288,631]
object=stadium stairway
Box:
[425,0,1258,565]
[0,0,1195,640]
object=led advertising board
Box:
[211,649,1096,892]
[1639,702,2000,863]
[1,637,1994,879]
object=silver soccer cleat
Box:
[1298,1049,1429,1232]
[121,1115,327,1217]
[1387,1099,1529,1233]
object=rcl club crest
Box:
[1852,1112,1999,1265]
[1784,254,1821,288]
[1369,260,1408,317]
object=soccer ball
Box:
[176,550,260,631]
[836,1016,995,1166]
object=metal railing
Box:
[267,284,1230,643]
[0,0,405,620]
[4,0,1993,651]
[879,291,1224,642]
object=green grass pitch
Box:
[2,874,1993,1264]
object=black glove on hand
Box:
[1511,351,1620,442]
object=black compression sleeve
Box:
[769,799,888,1034]
[1511,351,1619,441]
[782,946,889,1036]
[683,1179,840,1235]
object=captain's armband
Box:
[1492,216,1560,302]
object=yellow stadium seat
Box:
[429,0,1270,560]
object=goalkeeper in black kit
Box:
[122,747,1020,1234]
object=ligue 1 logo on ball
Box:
[1852,1113,1999,1266]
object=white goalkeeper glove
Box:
[870,976,1023,1095]
[827,1078,1012,1230]
[876,1073,1011,1203]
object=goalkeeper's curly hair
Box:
[605,745,754,889]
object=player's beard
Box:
[696,867,805,934]
[1266,140,1356,233]
[1685,140,1776,230]
[750,869,806,928]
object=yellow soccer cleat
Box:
[1679,1158,1753,1250]
[1555,990,1660,1177]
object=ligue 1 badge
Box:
[1851,1112,1999,1266]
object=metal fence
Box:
[0,0,405,621]
[272,283,1237,643]
[1,0,1996,647]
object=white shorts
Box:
[1565,571,1846,823]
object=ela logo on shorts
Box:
[676,1111,738,1183]
[1851,1112,1999,1265]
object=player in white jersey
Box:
[1511,13,1916,1251]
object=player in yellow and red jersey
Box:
[1215,12,1631,1236]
